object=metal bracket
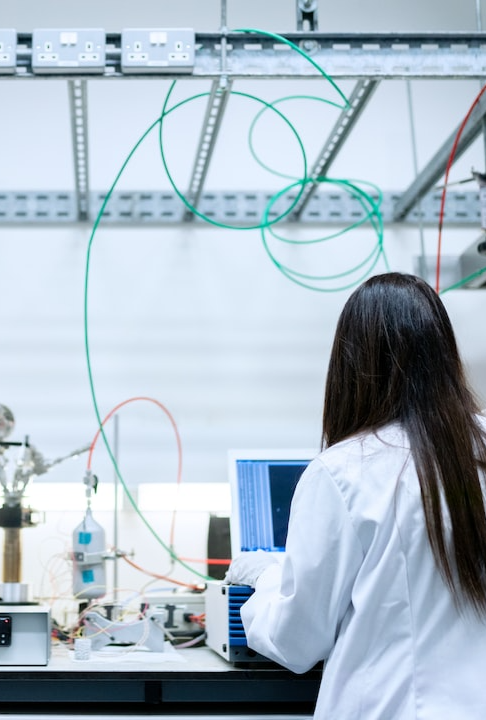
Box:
[297,0,318,31]
[83,610,167,651]
[183,76,233,219]
[394,92,486,221]
[0,189,481,225]
[292,78,379,219]
[9,31,486,78]
[68,79,90,221]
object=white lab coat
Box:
[240,420,486,719]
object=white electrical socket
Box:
[0,29,16,75]
[121,28,195,74]
[32,29,106,74]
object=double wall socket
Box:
[0,30,16,74]
[121,28,195,73]
[32,29,106,74]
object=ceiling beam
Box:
[8,32,486,79]
[393,90,486,221]
[291,79,379,219]
[68,79,90,222]
[183,77,233,220]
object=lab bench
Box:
[0,644,320,716]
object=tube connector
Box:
[83,469,98,504]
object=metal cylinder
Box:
[3,527,22,583]
[1,582,29,603]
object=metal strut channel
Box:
[0,189,479,225]
[291,78,379,219]
[183,76,233,220]
[193,31,486,80]
[393,89,486,221]
[68,79,90,221]
[183,0,233,220]
[11,31,486,79]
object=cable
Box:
[440,265,486,293]
[82,27,387,585]
[247,94,346,180]
[86,395,182,550]
[171,633,206,648]
[87,396,182,477]
[435,82,486,292]
[177,556,231,565]
[121,554,201,591]
[158,82,308,229]
[83,394,227,582]
[84,176,218,581]
[234,28,350,110]
[158,80,386,291]
[261,176,388,291]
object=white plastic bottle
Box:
[72,508,106,599]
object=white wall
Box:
[0,0,485,611]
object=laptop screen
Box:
[228,449,314,556]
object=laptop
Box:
[228,448,316,557]
[205,448,315,663]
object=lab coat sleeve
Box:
[240,459,363,673]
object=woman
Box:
[226,272,486,719]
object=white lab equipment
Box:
[72,507,106,599]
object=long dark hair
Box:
[322,272,486,613]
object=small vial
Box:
[74,637,91,661]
